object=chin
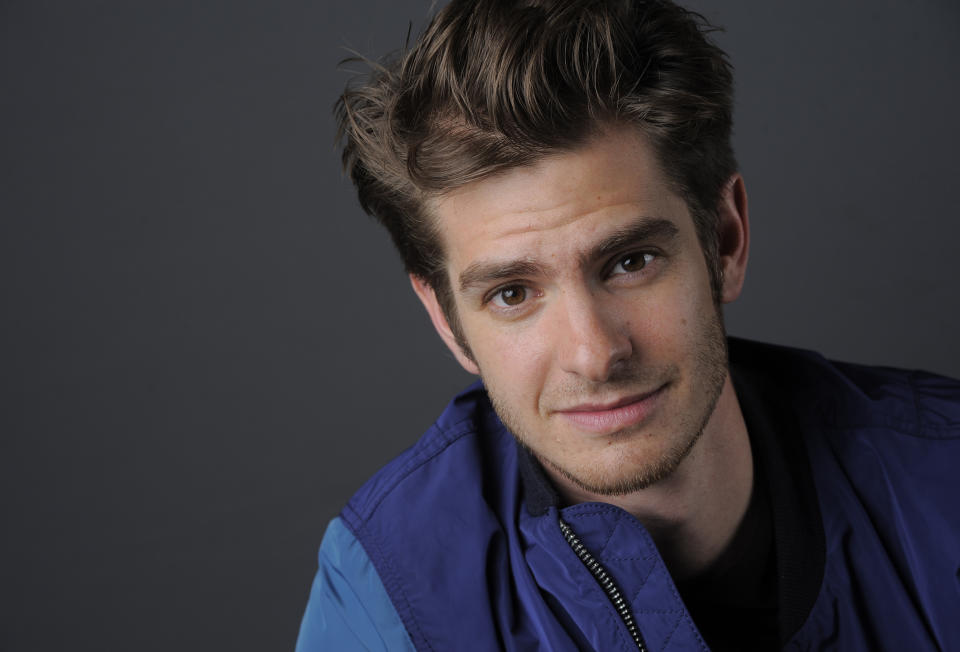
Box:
[538,428,704,497]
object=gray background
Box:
[2,1,958,650]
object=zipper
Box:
[558,517,648,652]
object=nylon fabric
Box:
[295,518,415,652]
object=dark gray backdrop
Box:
[2,1,958,650]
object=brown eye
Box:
[612,252,654,275]
[493,285,527,307]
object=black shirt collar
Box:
[517,441,559,517]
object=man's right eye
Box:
[490,285,527,308]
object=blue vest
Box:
[296,339,960,650]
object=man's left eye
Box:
[611,252,655,275]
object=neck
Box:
[547,375,753,581]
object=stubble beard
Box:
[486,306,729,497]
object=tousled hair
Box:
[336,0,736,353]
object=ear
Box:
[716,173,750,304]
[409,275,481,375]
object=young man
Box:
[297,1,960,649]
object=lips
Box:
[555,384,666,435]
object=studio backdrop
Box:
[2,1,958,650]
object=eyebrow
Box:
[459,260,546,293]
[583,217,680,267]
[457,216,680,293]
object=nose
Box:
[555,289,633,382]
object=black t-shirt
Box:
[675,441,779,650]
[675,354,825,650]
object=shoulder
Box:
[737,341,960,649]
[732,338,960,570]
[297,384,519,651]
[729,336,960,438]
[295,517,415,652]
[327,382,525,651]
[340,380,517,530]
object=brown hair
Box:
[336,0,736,352]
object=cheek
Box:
[465,320,551,396]
[625,279,714,357]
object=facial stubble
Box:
[486,305,729,497]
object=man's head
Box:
[336,0,750,495]
[337,0,737,356]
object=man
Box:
[297,0,960,649]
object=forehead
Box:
[428,127,692,277]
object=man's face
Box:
[415,127,741,496]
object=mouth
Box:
[555,384,667,435]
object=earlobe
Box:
[409,275,481,375]
[716,174,750,304]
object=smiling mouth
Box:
[555,384,667,435]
